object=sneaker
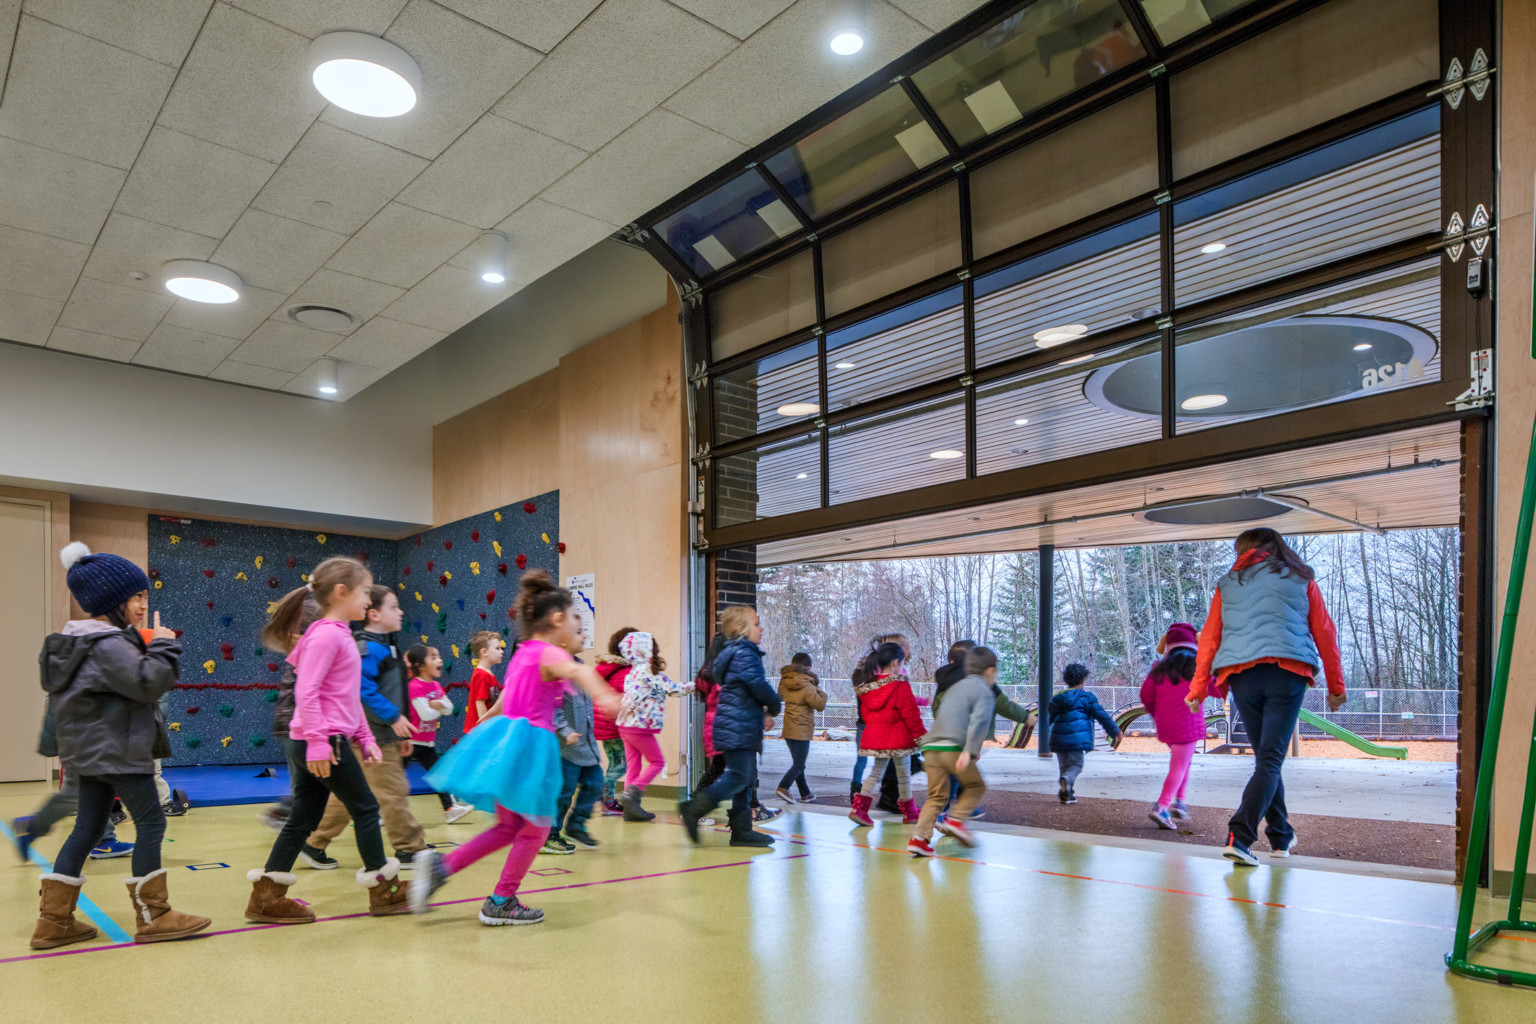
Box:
[258,808,287,831]
[969,806,986,821]
[393,850,419,870]
[478,895,543,926]
[1148,805,1176,830]
[444,802,474,824]
[1170,801,1191,821]
[162,788,190,817]
[565,827,599,849]
[942,818,977,849]
[12,817,36,861]
[753,805,783,824]
[108,802,128,827]
[539,833,574,856]
[1270,837,1298,858]
[1222,834,1260,867]
[299,844,339,870]
[600,800,624,817]
[775,787,797,804]
[409,850,450,913]
[934,816,955,839]
[1066,784,1078,805]
[907,836,935,858]
[799,790,817,803]
[699,817,717,827]
[1058,781,1070,805]
[89,838,134,859]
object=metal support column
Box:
[1037,544,1054,758]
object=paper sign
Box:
[566,573,596,652]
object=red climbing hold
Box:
[267,662,279,672]
[479,612,487,620]
[515,554,527,570]
[186,706,199,716]
[497,563,508,575]
[523,502,536,514]
[202,537,217,547]
[427,560,434,572]
[286,556,297,568]
[206,601,214,610]
[415,535,423,546]
[557,542,567,555]
[148,568,160,580]
[439,574,449,587]
[444,540,453,550]
[471,530,480,542]
[508,606,518,620]
[173,629,184,638]
[203,569,215,578]
[220,643,234,661]
[485,590,496,605]
[356,550,369,563]
[268,577,279,588]
[403,566,411,576]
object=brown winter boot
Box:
[30,874,99,950]
[362,858,410,916]
[245,869,315,924]
[125,868,211,943]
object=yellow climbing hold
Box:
[494,511,502,522]
[154,580,163,589]
[398,582,406,590]
[301,573,309,583]
[420,634,429,643]
[169,535,181,545]
[443,570,452,580]
[254,555,264,569]
[316,534,327,544]
[414,591,422,602]
[431,603,440,614]
[470,561,480,575]
[221,736,232,748]
[202,660,215,675]
[268,601,280,615]
[235,571,248,580]
[451,644,460,659]
[169,722,180,732]
[493,541,502,557]
[541,532,550,544]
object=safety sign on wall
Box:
[566,573,596,652]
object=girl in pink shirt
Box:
[1140,623,1206,831]
[245,557,410,924]
[411,570,620,926]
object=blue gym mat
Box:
[160,763,437,807]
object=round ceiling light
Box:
[835,361,858,369]
[480,230,508,284]
[288,305,356,331]
[796,472,809,480]
[1033,324,1088,348]
[1354,342,1373,351]
[1200,242,1228,255]
[1139,495,1301,526]
[162,260,241,304]
[1013,418,1029,426]
[829,31,864,54]
[930,449,964,460]
[777,403,820,416]
[309,32,421,118]
[316,357,339,396]
[828,0,866,55]
[1181,394,1229,411]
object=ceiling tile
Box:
[326,202,479,289]
[397,114,585,228]
[47,325,143,362]
[380,263,515,332]
[209,359,296,389]
[0,288,63,345]
[659,0,795,40]
[325,315,445,369]
[82,213,221,296]
[229,319,341,372]
[57,277,175,341]
[433,0,602,53]
[282,269,406,328]
[250,122,429,235]
[493,0,736,152]
[663,1,933,146]
[157,3,327,163]
[0,16,176,169]
[450,198,614,284]
[887,0,991,33]
[284,356,388,400]
[540,108,745,228]
[117,128,278,238]
[225,0,407,39]
[211,210,349,293]
[0,225,90,302]
[132,323,242,375]
[162,282,286,339]
[22,0,212,67]
[318,0,543,159]
[0,136,125,244]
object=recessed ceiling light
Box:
[796,473,808,480]
[829,30,864,54]
[1013,418,1029,426]
[835,361,858,369]
[1181,394,1229,411]
[1033,324,1088,348]
[1201,242,1228,255]
[309,32,421,118]
[930,449,964,460]
[162,260,241,304]
[828,0,866,55]
[480,230,508,284]
[316,357,339,396]
[777,403,819,416]
[1353,342,1373,351]
[1059,353,1094,366]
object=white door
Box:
[0,500,49,781]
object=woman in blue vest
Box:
[1185,528,1346,867]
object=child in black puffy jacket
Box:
[1047,663,1122,805]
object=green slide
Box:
[1296,708,1408,760]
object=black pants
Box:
[405,744,452,810]
[55,773,164,878]
[1227,664,1308,849]
[699,749,758,817]
[700,753,762,808]
[777,739,812,797]
[267,738,385,872]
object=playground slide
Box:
[1296,708,1408,760]
[1113,703,1229,737]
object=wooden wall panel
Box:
[0,484,69,631]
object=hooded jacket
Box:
[593,656,628,741]
[855,673,925,756]
[1047,687,1120,753]
[710,637,781,754]
[42,619,179,776]
[777,666,828,741]
[1140,666,1206,745]
[357,629,408,747]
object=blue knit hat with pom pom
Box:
[61,542,150,616]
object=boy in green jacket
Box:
[909,647,1000,858]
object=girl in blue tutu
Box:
[410,570,620,926]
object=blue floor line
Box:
[0,817,135,944]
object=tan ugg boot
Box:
[361,858,410,916]
[245,869,315,924]
[125,868,212,943]
[30,874,99,950]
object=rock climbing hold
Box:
[427,560,434,572]
[286,555,297,568]
[414,591,422,602]
[485,590,496,605]
[186,706,200,716]
[267,662,279,672]
[202,537,217,547]
[451,644,460,659]
[493,541,502,557]
[221,736,232,748]
[479,612,486,620]
[251,736,267,748]
[431,603,440,614]
[185,738,201,749]
[356,550,369,563]
[515,554,527,570]
[497,563,507,575]
[456,599,465,611]
[155,581,162,589]
[207,601,214,610]
[218,704,234,718]
[235,571,248,580]
[254,555,263,569]
[268,577,279,588]
[169,722,180,732]
[439,574,449,586]
[469,561,480,575]
[540,532,550,544]
[523,502,536,513]
[444,540,453,550]
[316,534,327,545]
[471,530,480,542]
[220,644,234,661]
[203,569,215,578]
[149,568,160,580]
[557,542,567,555]
[169,535,181,545]
[265,689,279,702]
[202,660,215,675]
[221,615,233,627]
[403,566,411,576]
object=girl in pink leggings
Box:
[410,571,619,926]
[614,631,693,821]
[1140,623,1206,831]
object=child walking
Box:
[245,558,410,923]
[594,627,636,812]
[1048,663,1122,805]
[776,653,827,803]
[614,632,693,822]
[909,646,1000,857]
[404,644,474,823]
[410,571,621,925]
[848,642,925,826]
[550,665,604,850]
[1141,623,1204,830]
[463,631,505,733]
[31,543,210,948]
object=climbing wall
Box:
[394,491,560,752]
[148,516,398,766]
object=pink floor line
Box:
[0,851,810,967]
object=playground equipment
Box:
[1447,407,1536,988]
[1296,708,1407,759]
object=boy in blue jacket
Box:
[1047,663,1121,805]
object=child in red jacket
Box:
[1140,623,1205,830]
[849,642,925,826]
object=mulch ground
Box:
[809,786,1454,871]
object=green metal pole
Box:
[1450,411,1536,962]
[1504,692,1536,921]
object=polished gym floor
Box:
[1,781,1528,1023]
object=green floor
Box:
[1,781,1529,1022]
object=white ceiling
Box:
[0,0,988,400]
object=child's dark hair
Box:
[874,642,905,671]
[1063,663,1089,687]
[964,646,997,675]
[1234,527,1315,581]
[608,626,640,656]
[791,652,812,668]
[364,584,392,621]
[948,639,977,665]
[469,630,499,659]
[405,644,436,675]
[1147,649,1197,687]
[517,569,571,638]
[263,557,369,652]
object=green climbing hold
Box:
[436,610,449,634]
[185,738,202,749]
[443,660,454,675]
[218,704,235,718]
[251,736,267,747]
[265,689,279,703]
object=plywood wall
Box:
[0,484,70,631]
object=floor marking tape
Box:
[0,816,134,945]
